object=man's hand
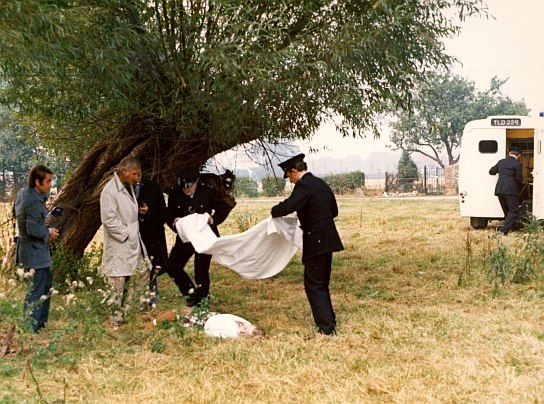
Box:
[207,215,212,224]
[139,203,149,215]
[173,217,180,224]
[50,228,60,240]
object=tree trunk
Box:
[49,119,215,257]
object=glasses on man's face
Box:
[182,181,195,189]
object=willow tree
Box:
[0,0,487,255]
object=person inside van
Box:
[489,146,523,235]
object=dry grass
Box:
[2,196,544,403]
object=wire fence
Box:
[385,166,445,195]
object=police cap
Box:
[278,153,305,178]
[176,166,199,187]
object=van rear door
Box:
[466,128,506,219]
[533,129,544,219]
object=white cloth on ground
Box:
[204,313,250,338]
[175,214,302,279]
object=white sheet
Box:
[175,214,302,279]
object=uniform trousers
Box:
[23,267,52,332]
[304,252,336,335]
[165,240,212,305]
[497,193,519,235]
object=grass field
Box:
[2,196,544,403]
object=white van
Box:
[458,116,544,228]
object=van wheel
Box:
[470,217,488,229]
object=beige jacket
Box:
[100,172,149,277]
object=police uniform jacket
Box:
[271,172,344,262]
[14,187,52,269]
[136,177,168,268]
[166,182,230,237]
[489,156,523,196]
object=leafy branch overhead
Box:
[389,71,530,168]
[0,0,490,255]
[2,1,488,159]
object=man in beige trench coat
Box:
[100,156,151,326]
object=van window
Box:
[479,140,498,154]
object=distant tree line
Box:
[0,107,74,202]
[233,171,365,198]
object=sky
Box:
[298,0,544,163]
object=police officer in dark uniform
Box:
[489,146,523,235]
[134,176,168,303]
[271,154,344,335]
[165,167,231,306]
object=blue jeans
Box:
[23,267,52,332]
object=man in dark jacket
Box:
[134,176,168,304]
[165,167,231,306]
[489,146,523,235]
[271,154,344,335]
[14,165,60,332]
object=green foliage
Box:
[322,171,365,195]
[486,215,544,293]
[50,242,105,294]
[0,106,77,197]
[0,0,488,164]
[390,71,530,168]
[396,151,419,192]
[261,176,286,197]
[233,201,256,232]
[0,107,37,198]
[232,176,258,198]
[487,236,512,294]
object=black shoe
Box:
[185,296,196,307]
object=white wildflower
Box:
[40,295,48,301]
[78,281,85,289]
[8,279,16,287]
[72,281,78,287]
[86,277,93,285]
[50,288,59,295]
[188,288,195,295]
[65,294,76,305]
[0,293,6,299]
[151,303,156,309]
[16,268,25,278]
[65,279,71,285]
[24,270,34,279]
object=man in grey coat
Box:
[100,156,151,326]
[14,164,59,332]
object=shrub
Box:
[232,176,258,198]
[261,176,285,197]
[322,171,365,194]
